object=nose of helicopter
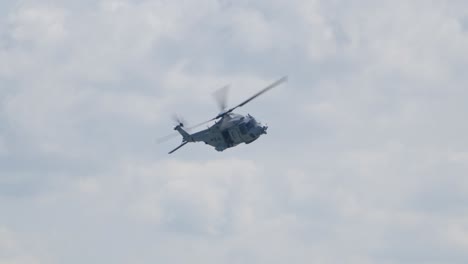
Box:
[255,123,268,135]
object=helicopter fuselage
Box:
[175,113,268,152]
[164,76,286,154]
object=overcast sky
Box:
[1,0,468,263]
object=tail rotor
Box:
[172,114,186,128]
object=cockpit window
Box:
[245,120,255,130]
[240,118,256,135]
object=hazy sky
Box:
[1,0,468,263]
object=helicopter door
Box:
[230,129,240,143]
[221,130,233,147]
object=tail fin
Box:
[174,124,193,142]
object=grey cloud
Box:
[1,0,468,263]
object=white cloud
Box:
[0,228,43,264]
[1,0,468,263]
[75,177,100,194]
[228,8,274,53]
[115,159,261,235]
[8,6,67,45]
[0,137,6,156]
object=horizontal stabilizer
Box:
[168,141,189,154]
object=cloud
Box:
[95,158,262,235]
[1,0,468,263]
[0,227,44,264]
[8,6,67,45]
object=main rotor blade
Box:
[156,132,179,144]
[213,85,230,112]
[226,76,287,114]
[186,118,215,130]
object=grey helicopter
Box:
[160,76,287,154]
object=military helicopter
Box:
[160,76,287,154]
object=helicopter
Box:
[160,76,287,154]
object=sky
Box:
[1,0,468,263]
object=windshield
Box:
[246,119,255,129]
[240,119,255,135]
